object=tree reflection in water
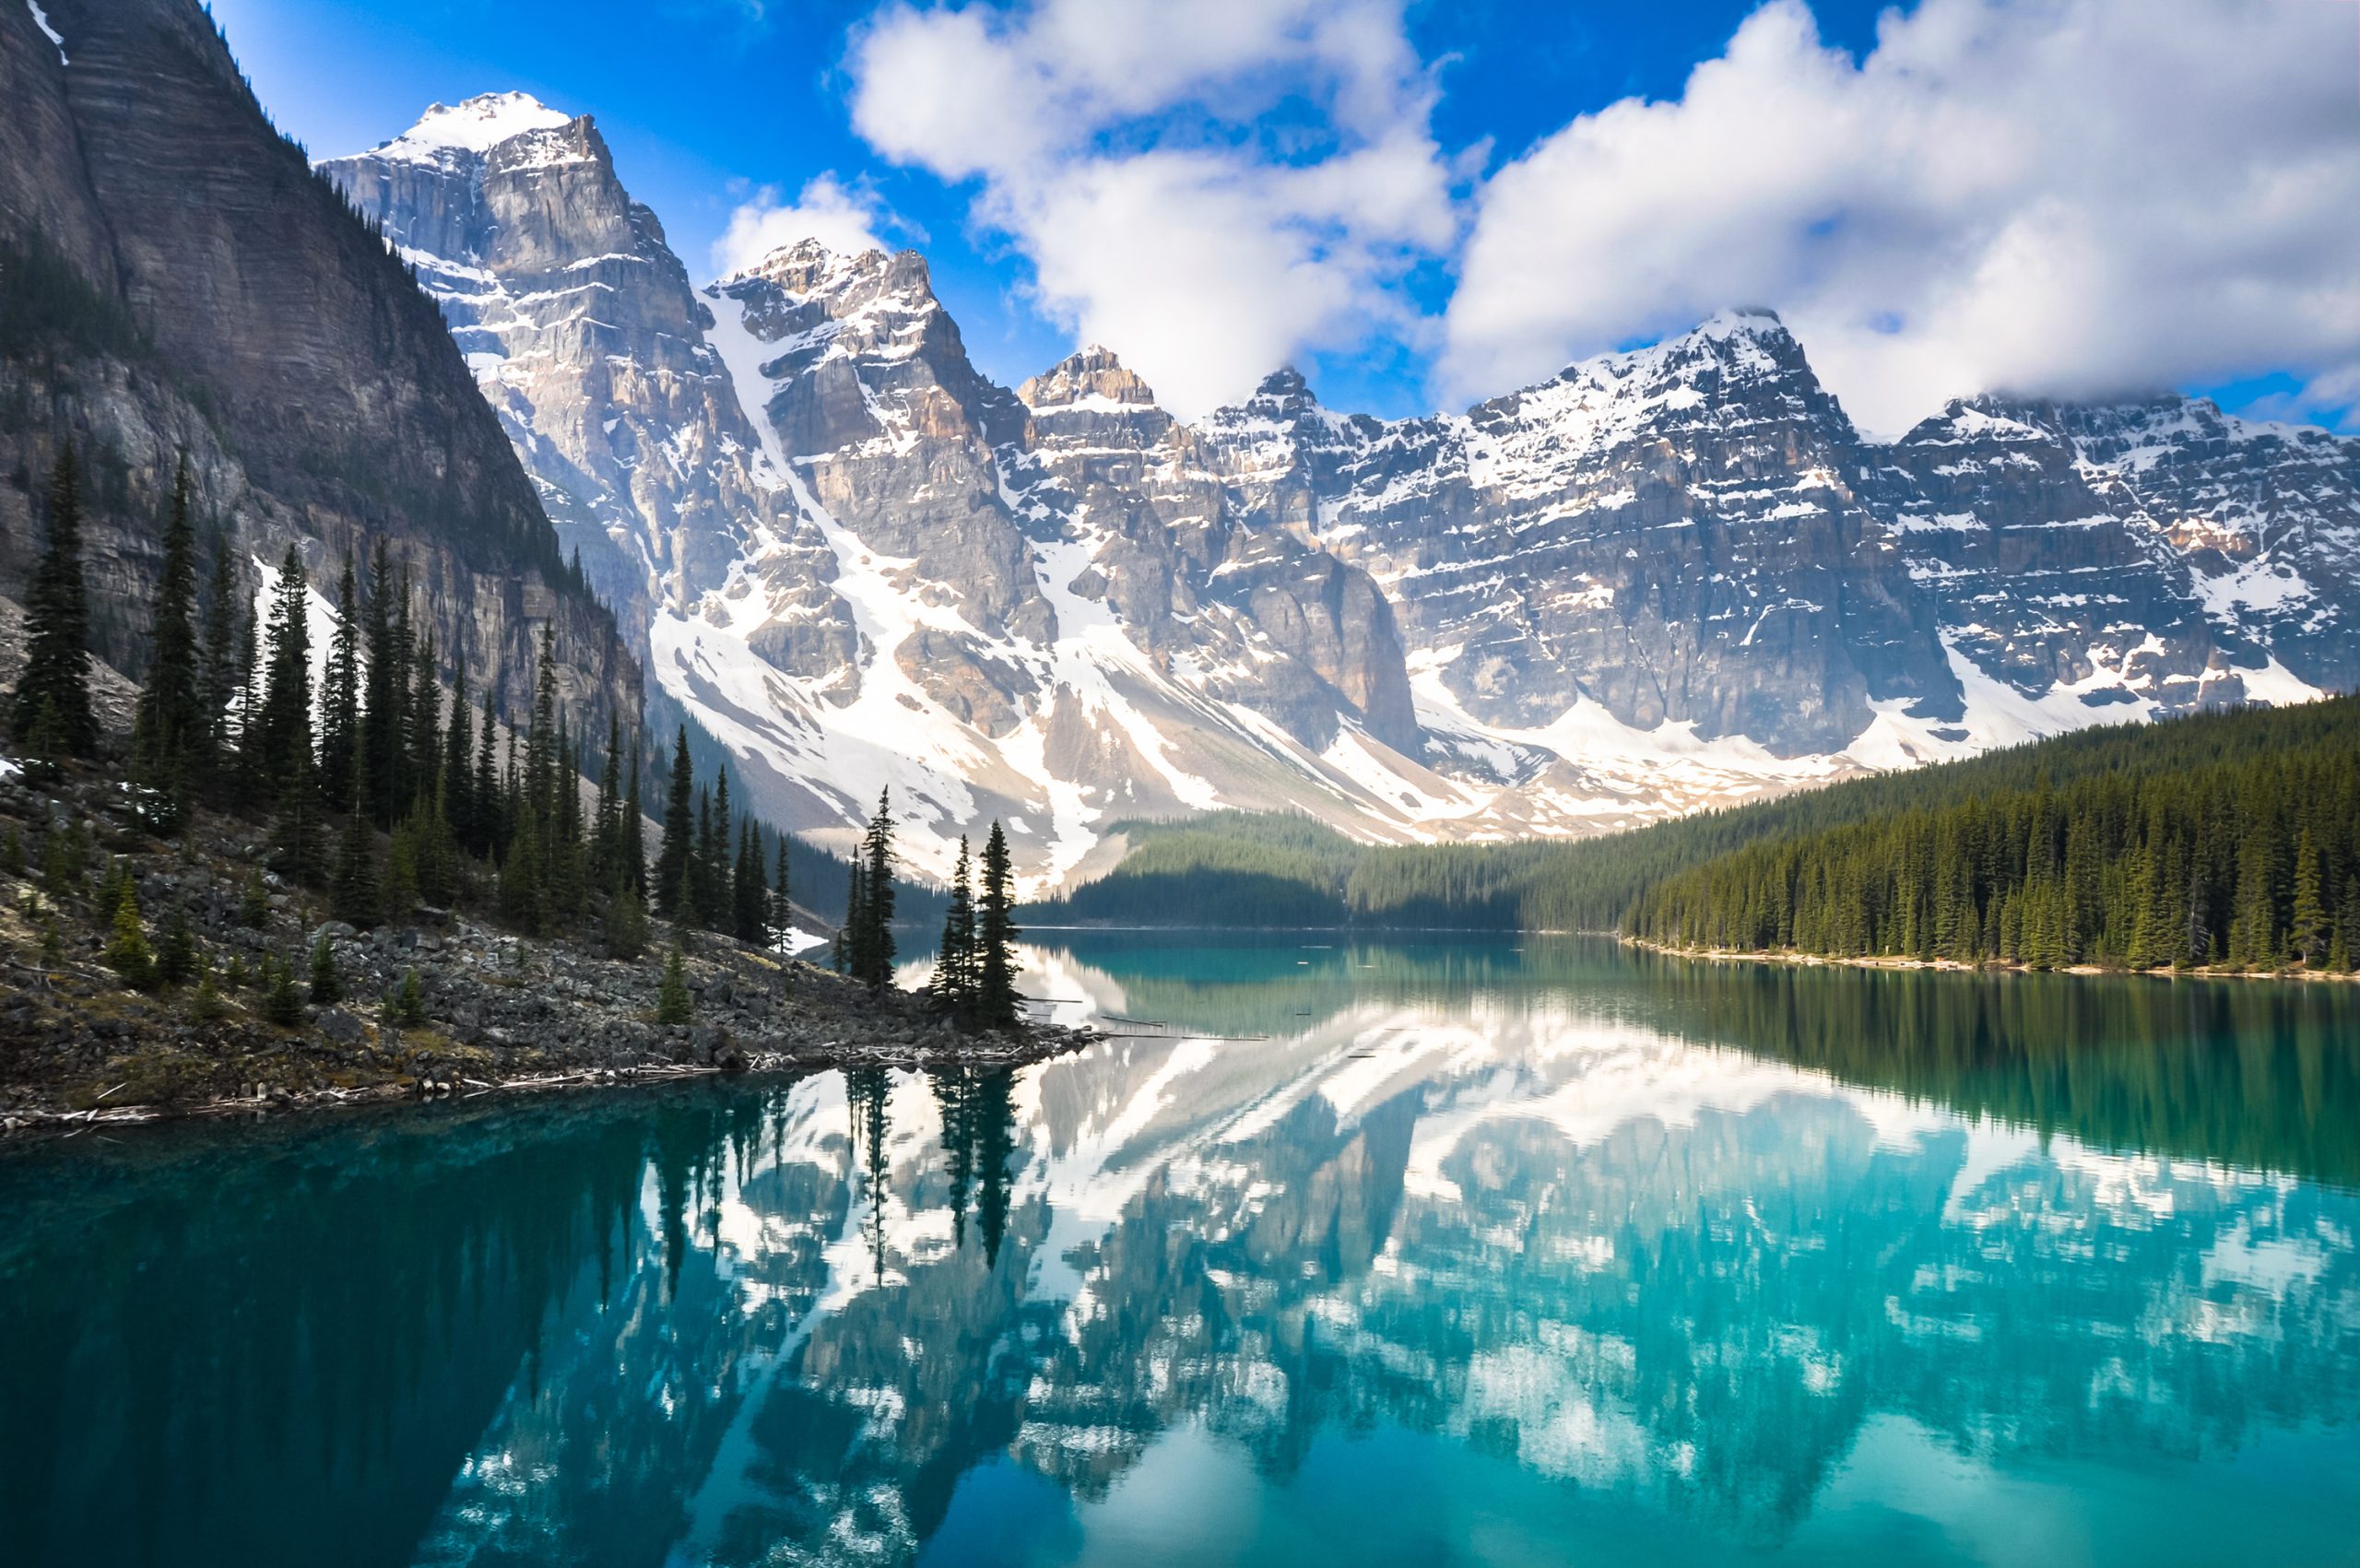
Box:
[2,937,2357,1567]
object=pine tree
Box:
[442,651,474,848]
[936,834,977,1021]
[189,965,227,1023]
[525,621,558,823]
[656,945,693,1025]
[772,835,793,951]
[592,710,622,890]
[607,882,648,960]
[655,727,694,919]
[133,457,204,810]
[385,969,427,1028]
[331,787,379,926]
[156,905,197,987]
[318,558,361,813]
[308,930,343,1006]
[501,795,545,934]
[254,545,313,797]
[622,735,646,897]
[733,819,768,943]
[263,953,305,1025]
[408,631,441,816]
[273,744,327,886]
[387,562,416,814]
[197,529,242,789]
[384,809,424,914]
[238,870,270,927]
[229,605,260,794]
[975,819,1020,1026]
[471,690,500,858]
[836,858,863,973]
[104,879,157,990]
[700,775,733,932]
[14,444,96,757]
[853,789,897,991]
[546,713,585,932]
[360,540,401,824]
[2290,827,2329,967]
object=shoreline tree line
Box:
[9,444,1027,1026]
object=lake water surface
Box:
[5,936,2359,1566]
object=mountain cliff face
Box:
[316,96,819,649]
[331,112,1432,885]
[0,4,634,730]
[325,90,2359,890]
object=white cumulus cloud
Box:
[712,173,892,277]
[1444,0,2360,436]
[844,0,1457,419]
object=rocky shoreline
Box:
[1624,936,2360,983]
[0,770,1096,1138]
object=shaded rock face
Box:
[0,3,634,733]
[1205,315,1953,755]
[688,248,1427,877]
[1201,315,2359,760]
[1005,346,1419,754]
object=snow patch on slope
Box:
[26,0,65,64]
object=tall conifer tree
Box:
[318,558,360,812]
[409,632,441,814]
[197,529,241,787]
[854,789,898,991]
[360,539,400,823]
[936,834,977,1020]
[655,727,695,919]
[15,444,95,756]
[772,835,793,950]
[133,456,204,805]
[622,735,646,896]
[254,545,313,796]
[975,820,1020,1026]
[593,710,622,890]
[442,652,474,848]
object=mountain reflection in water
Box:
[3,936,2356,1567]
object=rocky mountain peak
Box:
[368,91,574,167]
[1018,345,1159,410]
[726,238,923,307]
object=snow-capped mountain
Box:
[318,94,837,646]
[327,95,2358,890]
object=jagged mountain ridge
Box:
[0,13,634,733]
[328,92,2357,891]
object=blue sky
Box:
[212,0,2360,433]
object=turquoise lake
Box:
[5,936,2358,1566]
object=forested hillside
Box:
[1625,703,2360,972]
[1031,698,2360,972]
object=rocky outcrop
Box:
[1007,345,1418,753]
[0,2,634,733]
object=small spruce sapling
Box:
[262,953,305,1026]
[384,969,427,1028]
[308,931,343,1006]
[156,906,197,987]
[656,946,693,1025]
[189,965,227,1023]
[238,870,270,926]
[104,881,157,990]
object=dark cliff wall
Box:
[0,0,635,729]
